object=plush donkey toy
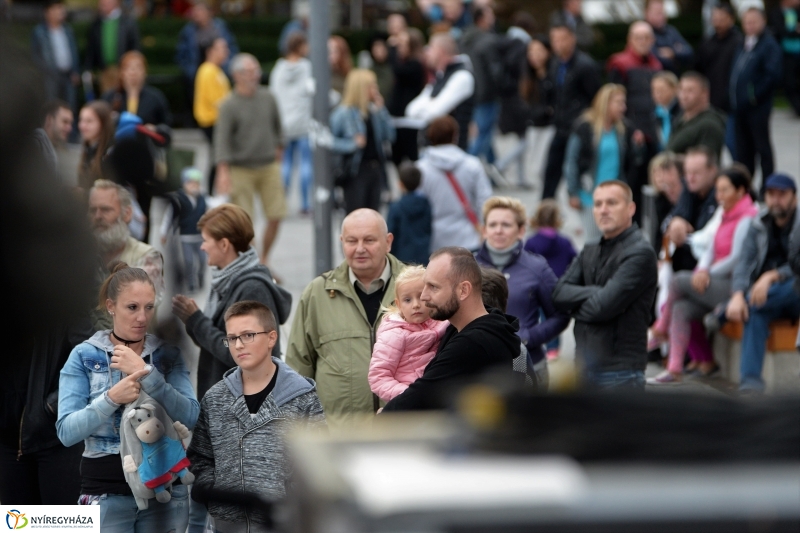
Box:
[122,403,195,503]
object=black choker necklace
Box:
[112,331,144,347]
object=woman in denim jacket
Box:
[330,68,395,213]
[57,263,199,532]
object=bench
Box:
[713,320,800,393]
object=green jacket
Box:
[665,107,726,159]
[286,254,403,430]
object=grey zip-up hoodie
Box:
[187,358,325,529]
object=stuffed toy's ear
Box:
[126,410,137,420]
[140,403,157,412]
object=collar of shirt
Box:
[349,258,391,295]
[105,8,121,20]
[744,35,758,52]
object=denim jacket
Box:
[57,331,199,457]
[329,104,395,176]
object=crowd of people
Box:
[6,0,800,531]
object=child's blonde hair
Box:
[384,265,426,319]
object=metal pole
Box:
[310,0,333,275]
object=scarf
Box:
[486,241,521,269]
[205,247,261,318]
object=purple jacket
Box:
[475,241,570,363]
[524,229,577,278]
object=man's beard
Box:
[427,291,460,321]
[94,218,130,254]
[769,205,794,221]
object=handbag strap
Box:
[444,170,480,227]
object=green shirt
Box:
[102,18,119,67]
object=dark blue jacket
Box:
[31,23,80,76]
[729,31,783,111]
[652,24,694,73]
[175,18,239,79]
[387,192,432,266]
[475,241,570,363]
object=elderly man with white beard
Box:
[88,180,165,314]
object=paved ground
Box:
[63,109,800,395]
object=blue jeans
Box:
[739,279,800,392]
[96,484,189,533]
[282,136,313,211]
[584,369,646,391]
[187,495,210,533]
[469,101,500,164]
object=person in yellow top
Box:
[195,37,231,194]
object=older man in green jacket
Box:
[287,209,404,430]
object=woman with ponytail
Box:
[57,262,198,532]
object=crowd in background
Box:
[6,0,800,530]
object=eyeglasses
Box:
[223,331,269,348]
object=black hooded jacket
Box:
[383,308,520,411]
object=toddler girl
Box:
[524,200,577,360]
[369,266,449,402]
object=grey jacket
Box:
[732,208,800,295]
[187,358,325,527]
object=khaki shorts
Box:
[230,163,287,221]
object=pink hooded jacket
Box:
[368,314,449,402]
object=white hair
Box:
[229,53,260,75]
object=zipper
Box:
[239,415,285,531]
[17,407,25,459]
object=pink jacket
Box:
[712,194,757,263]
[368,314,449,401]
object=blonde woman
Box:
[563,83,645,242]
[329,68,395,213]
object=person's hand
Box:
[160,235,167,245]
[658,47,675,60]
[666,217,693,247]
[107,368,149,405]
[110,344,147,376]
[215,164,231,196]
[568,197,582,210]
[691,270,710,294]
[632,130,645,145]
[172,294,200,323]
[750,271,778,307]
[726,292,749,323]
[354,133,367,148]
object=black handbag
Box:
[333,153,354,188]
